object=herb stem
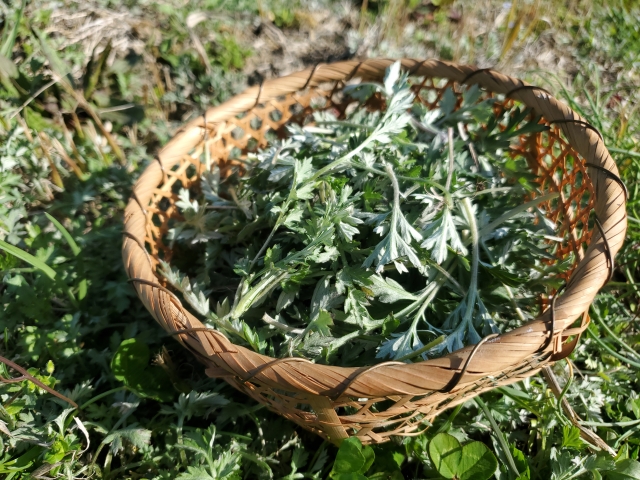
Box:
[245,146,290,275]
[397,174,454,207]
[79,386,127,410]
[473,186,515,196]
[460,197,479,324]
[428,261,464,295]
[232,271,289,320]
[476,192,560,240]
[310,129,377,181]
[556,359,574,413]
[315,120,373,130]
[411,116,442,136]
[614,423,640,449]
[105,461,148,479]
[249,217,283,271]
[413,286,442,330]
[591,313,640,359]
[457,121,480,169]
[396,335,446,362]
[176,414,188,464]
[356,160,453,204]
[481,242,526,322]
[329,330,362,349]
[445,127,454,191]
[385,162,401,214]
[587,327,640,369]
[436,403,465,433]
[262,313,304,334]
[395,277,443,321]
[233,161,298,312]
[476,396,521,478]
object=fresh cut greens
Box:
[160,62,568,366]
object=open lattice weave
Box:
[122,59,627,445]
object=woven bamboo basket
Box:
[122,59,627,445]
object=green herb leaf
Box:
[428,433,498,480]
[111,338,174,401]
[368,276,417,303]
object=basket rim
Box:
[122,58,627,402]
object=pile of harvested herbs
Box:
[160,62,568,367]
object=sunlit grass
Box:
[0,0,638,477]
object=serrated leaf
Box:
[265,244,283,266]
[462,84,482,107]
[336,266,373,294]
[368,276,417,303]
[176,466,217,480]
[103,426,152,454]
[377,325,423,360]
[291,448,309,471]
[309,309,333,336]
[295,157,316,184]
[365,215,422,273]
[561,425,584,450]
[243,322,265,352]
[216,297,230,318]
[310,276,343,321]
[310,245,340,264]
[295,183,315,200]
[344,288,380,330]
[421,207,467,264]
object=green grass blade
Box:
[435,403,464,434]
[31,26,74,89]
[45,213,81,256]
[0,239,57,280]
[587,328,640,369]
[44,213,87,300]
[591,313,640,360]
[84,40,112,99]
[0,0,26,57]
[556,361,574,412]
[583,88,604,131]
[476,396,520,478]
[609,147,640,158]
[0,239,79,306]
[500,11,524,61]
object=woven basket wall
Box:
[122,59,627,445]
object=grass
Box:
[0,0,639,478]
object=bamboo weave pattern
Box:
[122,59,627,444]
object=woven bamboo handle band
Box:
[122,58,627,399]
